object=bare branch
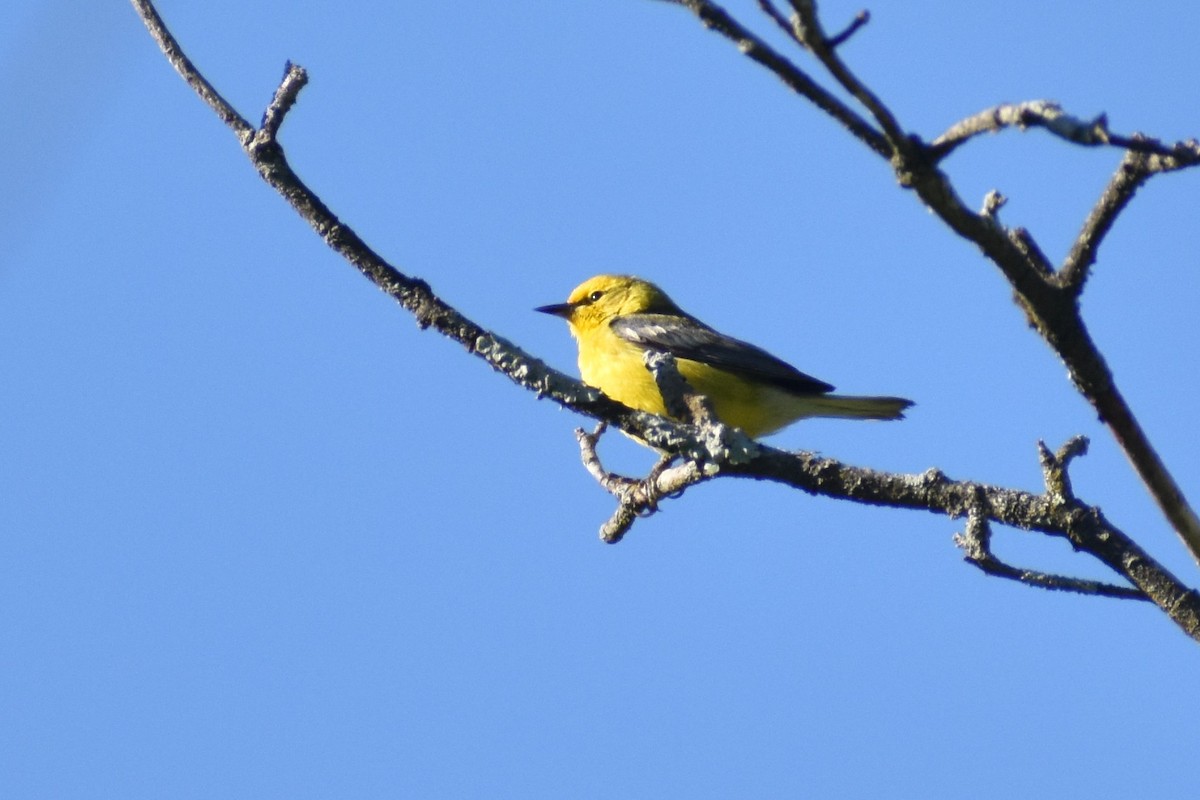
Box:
[932,102,1105,160]
[754,0,796,41]
[134,0,1200,637]
[131,0,253,142]
[659,0,890,158]
[1083,371,1200,569]
[260,61,308,140]
[929,101,1200,164]
[787,0,907,149]
[575,424,709,543]
[576,424,635,495]
[571,353,735,542]
[827,10,870,48]
[1142,139,1200,172]
[1059,150,1152,292]
[131,1,687,451]
[724,447,1200,638]
[737,9,1200,568]
[980,190,1006,220]
[667,0,1200,578]
[643,351,695,423]
[1110,134,1200,161]
[755,2,869,49]
[1008,227,1055,278]
[658,4,1200,577]
[1061,134,1200,291]
[954,498,1147,601]
[575,424,643,543]
[1038,436,1089,502]
[575,412,1197,628]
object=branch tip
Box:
[828,10,870,47]
[260,62,309,140]
[1056,435,1090,466]
[669,0,891,158]
[755,0,795,40]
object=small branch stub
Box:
[135,0,1200,639]
[260,61,308,140]
[981,190,1006,219]
[1038,435,1089,503]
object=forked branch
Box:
[132,0,1200,640]
[656,0,1200,568]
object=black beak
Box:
[534,302,574,319]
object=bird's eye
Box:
[588,290,604,302]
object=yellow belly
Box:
[577,332,799,438]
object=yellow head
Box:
[534,275,682,336]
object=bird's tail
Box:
[801,394,913,421]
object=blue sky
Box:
[3,1,1199,796]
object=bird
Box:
[535,274,912,438]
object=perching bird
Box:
[536,275,912,438]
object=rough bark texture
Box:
[132,0,1200,642]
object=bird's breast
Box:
[576,328,669,417]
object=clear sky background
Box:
[3,1,1199,797]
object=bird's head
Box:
[535,275,681,334]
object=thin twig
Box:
[1037,436,1089,502]
[575,424,708,543]
[642,352,694,422]
[133,0,1200,638]
[954,498,1147,601]
[131,1,666,442]
[660,0,890,158]
[1059,137,1200,294]
[131,0,253,141]
[724,448,1196,633]
[827,10,869,48]
[1059,150,1152,292]
[930,101,1200,163]
[791,20,1200,567]
[932,102,1106,160]
[663,0,1200,572]
[575,424,643,542]
[754,0,796,41]
[788,0,906,149]
[260,61,308,140]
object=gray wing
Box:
[610,313,835,395]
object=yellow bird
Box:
[536,275,912,438]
